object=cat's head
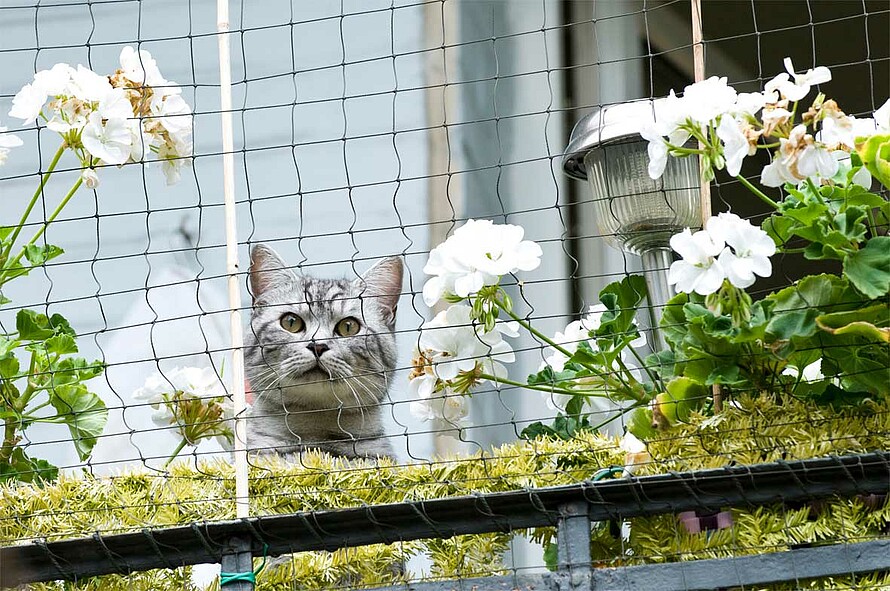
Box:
[244,244,403,410]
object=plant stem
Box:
[476,372,608,398]
[493,300,575,358]
[491,298,646,402]
[163,438,189,469]
[805,177,826,206]
[735,175,779,209]
[4,145,66,261]
[622,344,661,391]
[0,387,20,467]
[588,399,648,433]
[4,177,83,278]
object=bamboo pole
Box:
[423,0,466,456]
[217,0,250,520]
[690,0,722,413]
[690,0,712,224]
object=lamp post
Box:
[562,101,701,351]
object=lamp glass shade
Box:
[583,138,700,254]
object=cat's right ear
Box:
[249,244,295,302]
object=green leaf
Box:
[646,349,677,381]
[542,542,558,572]
[596,275,647,341]
[843,186,886,210]
[628,406,656,439]
[43,333,78,355]
[766,275,860,341]
[520,421,554,441]
[657,377,708,424]
[23,244,64,266]
[16,309,55,341]
[843,236,890,299]
[833,207,868,243]
[781,201,828,225]
[706,364,741,386]
[0,351,21,380]
[807,383,872,409]
[855,133,890,188]
[816,302,890,344]
[762,215,799,247]
[661,292,691,348]
[48,313,75,336]
[48,384,108,461]
[0,448,58,485]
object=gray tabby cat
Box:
[245,244,402,460]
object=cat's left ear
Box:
[356,257,403,327]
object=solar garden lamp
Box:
[562,100,702,351]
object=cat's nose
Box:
[306,342,329,358]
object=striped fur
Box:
[245,244,402,460]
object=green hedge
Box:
[3,395,889,590]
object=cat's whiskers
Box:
[339,377,367,428]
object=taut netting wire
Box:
[0,1,888,589]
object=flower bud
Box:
[81,168,100,189]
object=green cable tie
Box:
[592,466,626,481]
[219,543,268,587]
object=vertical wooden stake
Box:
[690,0,711,224]
[691,0,722,412]
[217,0,250,518]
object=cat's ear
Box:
[249,244,295,302]
[356,256,403,327]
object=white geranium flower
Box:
[709,213,775,288]
[716,115,750,176]
[732,92,769,116]
[81,112,132,165]
[422,219,542,306]
[0,125,23,166]
[620,432,650,475]
[667,228,726,295]
[682,76,738,124]
[796,143,839,179]
[134,366,227,429]
[760,158,798,187]
[418,304,515,381]
[98,87,136,121]
[69,65,113,102]
[761,106,793,128]
[33,63,74,96]
[818,115,856,150]
[642,131,670,180]
[541,304,607,373]
[152,92,191,135]
[135,366,233,452]
[119,46,168,87]
[8,83,47,123]
[158,136,192,185]
[641,91,692,180]
[765,57,831,102]
[409,303,516,416]
[782,359,825,383]
[410,392,468,425]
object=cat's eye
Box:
[280,313,305,333]
[335,317,361,337]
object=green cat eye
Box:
[280,313,305,333]
[335,317,361,337]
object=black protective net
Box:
[0,1,888,589]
